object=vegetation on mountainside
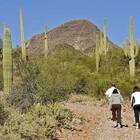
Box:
[1,40,140,139]
[1,9,140,139]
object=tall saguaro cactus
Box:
[100,18,108,55]
[3,28,12,94]
[20,7,26,62]
[44,24,49,58]
[95,18,108,72]
[96,35,100,72]
[123,17,139,77]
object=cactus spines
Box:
[44,24,49,58]
[20,7,26,62]
[3,28,12,94]
[96,35,100,72]
[123,17,139,77]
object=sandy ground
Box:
[55,101,140,140]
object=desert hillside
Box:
[27,20,120,55]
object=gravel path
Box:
[60,102,140,140]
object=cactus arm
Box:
[134,40,139,58]
[123,42,128,57]
[99,32,102,53]
[26,41,30,49]
[125,38,131,58]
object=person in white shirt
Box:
[131,86,140,129]
[105,83,120,119]
[105,83,120,101]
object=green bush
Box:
[7,83,36,112]
[0,67,3,91]
[99,49,129,75]
[0,103,8,125]
[35,57,89,103]
[9,47,140,107]
[0,103,72,140]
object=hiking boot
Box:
[136,126,139,129]
[117,123,121,128]
[136,123,139,129]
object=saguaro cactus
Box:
[3,28,12,94]
[96,35,100,72]
[123,17,139,77]
[20,7,28,62]
[95,18,108,72]
[44,24,49,58]
[100,18,108,55]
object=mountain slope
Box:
[28,20,120,55]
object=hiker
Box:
[109,88,125,128]
[131,86,140,129]
[105,83,120,119]
[105,83,120,100]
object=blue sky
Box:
[0,0,140,48]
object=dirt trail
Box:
[58,101,140,140]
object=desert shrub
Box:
[7,83,36,112]
[77,55,96,72]
[35,57,90,104]
[9,46,140,106]
[35,58,75,104]
[100,49,128,75]
[9,47,95,110]
[0,103,8,125]
[8,55,77,109]
[46,103,73,125]
[0,93,8,125]
[68,93,95,103]
[52,44,83,62]
[87,73,110,100]
[7,59,40,112]
[71,65,90,94]
[87,68,140,101]
[0,103,72,140]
